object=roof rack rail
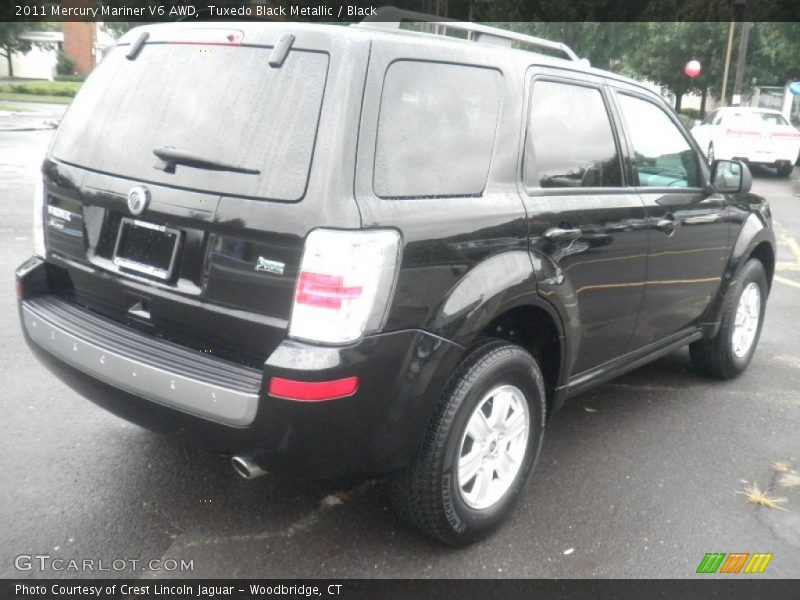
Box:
[360,6,580,62]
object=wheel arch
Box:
[749,240,775,289]
[729,211,776,289]
[467,298,567,416]
[702,210,776,331]
[426,250,570,415]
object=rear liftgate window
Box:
[373,61,501,198]
[52,42,328,201]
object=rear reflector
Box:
[770,132,800,139]
[15,280,23,300]
[268,376,359,402]
[168,29,244,45]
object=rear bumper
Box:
[17,257,465,478]
[734,157,795,167]
[714,140,799,166]
[22,295,261,427]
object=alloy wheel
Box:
[457,385,530,510]
[732,282,761,358]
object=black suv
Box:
[16,18,775,545]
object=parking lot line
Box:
[774,275,800,289]
[772,219,800,289]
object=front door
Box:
[612,90,730,349]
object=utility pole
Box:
[720,21,735,105]
[731,0,754,106]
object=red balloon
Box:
[685,60,701,78]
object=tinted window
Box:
[53,44,328,201]
[374,61,501,198]
[525,81,622,189]
[617,94,700,188]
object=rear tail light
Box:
[32,177,45,257]
[295,272,362,309]
[289,229,401,345]
[725,129,761,137]
[770,132,800,139]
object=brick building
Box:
[61,22,98,76]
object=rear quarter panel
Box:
[352,33,533,345]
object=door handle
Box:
[655,214,677,234]
[544,227,583,242]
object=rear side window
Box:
[373,61,501,198]
[525,80,622,189]
[52,43,328,201]
[616,94,700,188]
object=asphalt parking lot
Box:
[1,114,799,579]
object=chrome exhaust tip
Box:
[230,455,268,480]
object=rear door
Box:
[522,71,648,377]
[610,88,730,349]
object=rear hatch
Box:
[42,24,365,366]
[724,111,800,160]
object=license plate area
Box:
[113,218,181,281]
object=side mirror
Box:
[711,159,752,194]
[693,119,702,127]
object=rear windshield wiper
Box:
[153,146,260,175]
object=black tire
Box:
[690,259,768,379]
[388,341,546,546]
[707,143,715,166]
[776,163,793,177]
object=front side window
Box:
[373,61,501,198]
[525,80,622,189]
[616,94,700,188]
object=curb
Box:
[0,126,55,132]
[0,120,58,132]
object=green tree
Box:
[747,22,800,87]
[486,22,728,115]
[102,22,141,40]
[56,51,75,77]
[500,22,648,71]
[624,22,729,113]
[0,22,41,78]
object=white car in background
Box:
[691,107,800,177]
